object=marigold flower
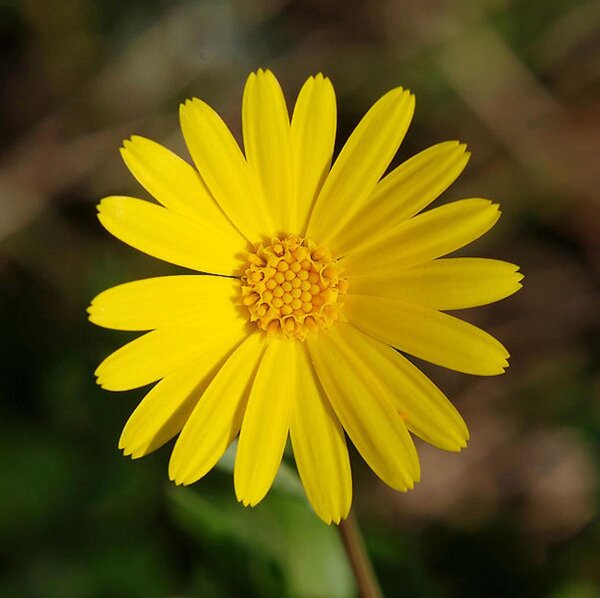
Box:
[89,70,523,524]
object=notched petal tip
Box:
[119,429,147,461]
[168,458,196,486]
[168,469,188,486]
[250,68,280,88]
[96,197,110,213]
[330,513,346,527]
[312,498,352,526]
[127,449,144,461]
[259,67,275,79]
[394,87,415,110]
[86,291,106,319]
[316,73,334,87]
[485,348,510,375]
[438,139,461,149]
[376,85,412,109]
[121,135,138,149]
[234,479,264,508]
[120,135,153,158]
[444,436,469,453]
[179,97,202,116]
[237,496,254,508]
[390,85,406,96]
[429,140,469,160]
[315,508,345,525]
[458,145,472,166]
[167,455,186,484]
[515,270,525,284]
[96,195,129,217]
[475,199,502,226]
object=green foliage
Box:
[169,455,354,597]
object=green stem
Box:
[338,512,383,598]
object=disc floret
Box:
[241,235,348,340]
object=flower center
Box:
[241,235,348,340]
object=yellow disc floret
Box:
[241,235,348,340]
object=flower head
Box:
[89,70,522,524]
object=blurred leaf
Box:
[551,580,600,598]
[168,462,354,598]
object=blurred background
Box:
[1,0,599,596]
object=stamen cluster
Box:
[241,235,348,340]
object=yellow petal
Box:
[243,70,293,234]
[344,294,509,375]
[306,87,415,245]
[234,338,295,506]
[94,310,247,391]
[88,275,240,331]
[335,323,468,451]
[120,136,245,244]
[350,258,523,310]
[291,74,336,234]
[119,354,232,459]
[290,344,351,524]
[169,332,266,485]
[180,98,273,241]
[97,196,245,275]
[333,141,470,255]
[307,327,420,491]
[344,198,501,277]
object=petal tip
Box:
[179,98,198,115]
[168,457,192,485]
[237,495,251,507]
[96,198,109,212]
[170,474,185,486]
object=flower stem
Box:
[338,512,383,598]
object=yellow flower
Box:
[89,70,522,524]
